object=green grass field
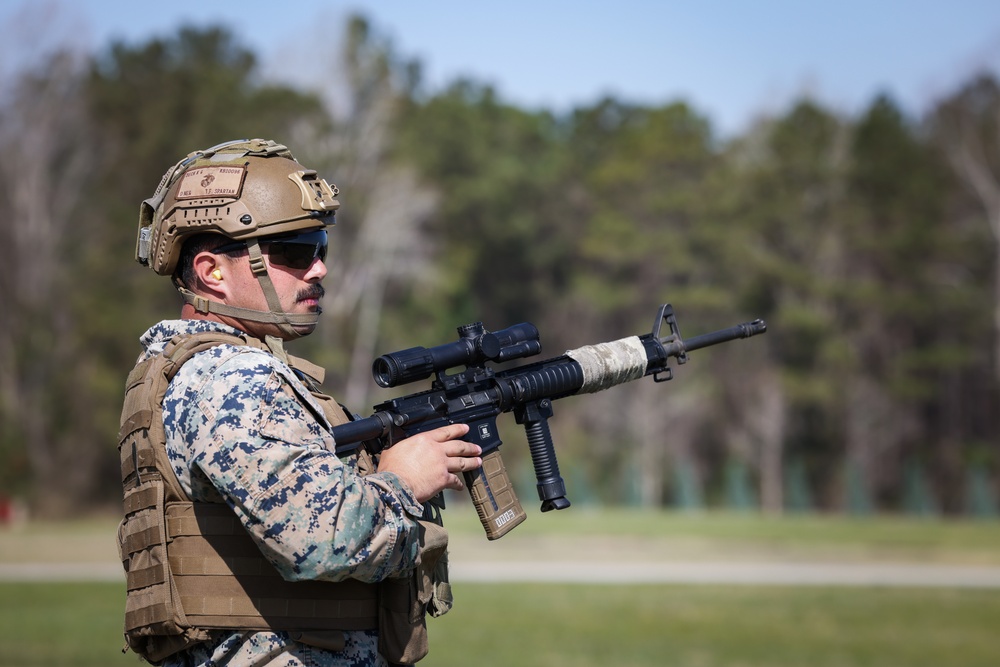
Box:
[1,581,998,666]
[429,583,1000,667]
[2,509,999,666]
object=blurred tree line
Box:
[0,14,998,518]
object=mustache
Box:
[297,284,326,302]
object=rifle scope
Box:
[372,322,541,388]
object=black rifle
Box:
[331,304,766,539]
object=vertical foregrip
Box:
[464,450,526,540]
[524,416,570,512]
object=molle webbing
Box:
[121,501,377,633]
[118,331,376,662]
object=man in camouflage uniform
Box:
[122,139,482,666]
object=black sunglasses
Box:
[213,229,328,270]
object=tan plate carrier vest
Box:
[117,331,451,665]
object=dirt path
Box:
[448,560,1000,587]
[4,559,1000,588]
[5,519,1000,587]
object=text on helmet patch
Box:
[176,166,247,200]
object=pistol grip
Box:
[465,450,526,540]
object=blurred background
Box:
[2,0,1000,523]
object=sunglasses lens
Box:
[266,230,328,269]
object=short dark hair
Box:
[173,234,246,288]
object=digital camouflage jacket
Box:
[130,319,425,666]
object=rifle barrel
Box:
[680,319,767,353]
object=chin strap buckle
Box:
[191,294,211,314]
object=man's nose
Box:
[306,256,327,281]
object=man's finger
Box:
[431,422,471,441]
[448,441,482,457]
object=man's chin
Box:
[291,323,318,337]
[239,314,319,341]
[290,306,320,335]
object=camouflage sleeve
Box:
[169,346,422,584]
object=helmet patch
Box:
[176,166,247,200]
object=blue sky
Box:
[4,1,1000,136]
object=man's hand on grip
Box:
[378,423,482,504]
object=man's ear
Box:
[191,251,227,296]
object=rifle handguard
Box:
[464,450,526,540]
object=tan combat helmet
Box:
[137,139,339,339]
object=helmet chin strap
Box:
[175,237,319,354]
